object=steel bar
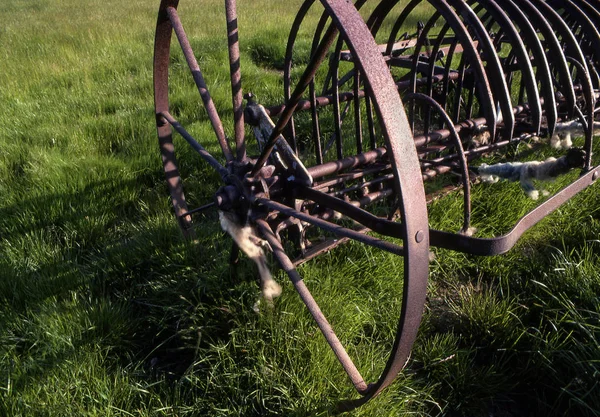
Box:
[166,6,234,163]
[225,0,246,161]
[255,197,406,256]
[160,111,229,179]
[255,219,369,393]
[430,167,600,255]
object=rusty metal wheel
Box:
[153,0,430,403]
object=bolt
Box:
[155,114,167,127]
[415,230,425,243]
[593,171,599,181]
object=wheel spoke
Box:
[225,0,246,161]
[166,6,234,163]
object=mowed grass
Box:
[1,0,599,416]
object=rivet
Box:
[593,171,599,181]
[415,230,425,243]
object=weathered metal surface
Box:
[153,0,600,406]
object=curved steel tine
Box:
[566,57,596,170]
[365,0,399,35]
[468,0,542,134]
[331,37,344,160]
[493,0,558,136]
[425,18,451,135]
[406,93,472,233]
[408,11,442,135]
[440,35,459,121]
[550,0,600,82]
[512,0,577,120]
[283,0,317,155]
[571,0,600,36]
[533,0,596,92]
[427,0,498,140]
[372,0,498,141]
[445,0,514,140]
[379,0,422,56]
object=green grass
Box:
[1,0,600,416]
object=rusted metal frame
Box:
[326,67,356,92]
[331,173,394,197]
[154,0,193,235]
[323,0,370,159]
[318,0,430,399]
[255,197,405,256]
[371,0,427,134]
[255,219,370,394]
[165,6,234,163]
[444,0,514,140]
[406,93,471,232]
[463,76,476,121]
[429,165,600,255]
[293,235,353,266]
[308,147,388,179]
[225,0,245,161]
[317,187,397,214]
[289,188,396,231]
[283,0,316,154]
[296,186,404,238]
[418,134,536,169]
[159,111,229,179]
[550,0,600,75]
[371,0,418,56]
[306,102,540,183]
[512,54,527,106]
[517,0,577,119]
[251,18,339,176]
[497,0,557,135]
[314,163,392,190]
[557,11,589,53]
[339,39,423,62]
[468,0,542,133]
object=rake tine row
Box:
[154,0,600,406]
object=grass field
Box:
[1,0,600,416]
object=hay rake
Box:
[153,0,600,404]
